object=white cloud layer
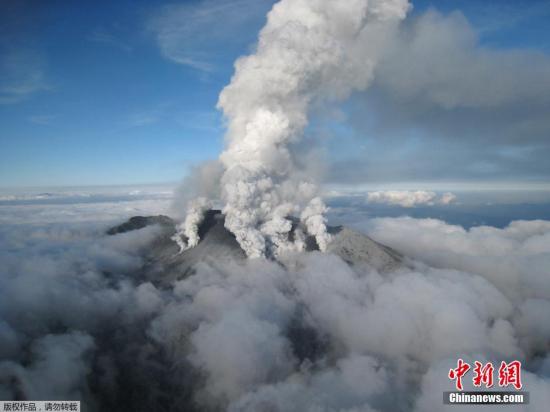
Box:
[367,190,456,207]
[1,196,549,411]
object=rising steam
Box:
[175,0,411,257]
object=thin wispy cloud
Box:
[472,0,550,36]
[88,28,133,53]
[148,0,273,72]
[176,110,221,132]
[0,48,51,105]
[28,114,56,125]
[123,104,221,131]
[125,109,163,128]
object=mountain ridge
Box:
[107,210,404,286]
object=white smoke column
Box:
[217,0,411,257]
[182,0,411,257]
[300,197,331,252]
[172,197,210,252]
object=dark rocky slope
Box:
[108,210,403,287]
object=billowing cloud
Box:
[367,190,456,207]
[362,217,550,303]
[328,8,550,185]
[376,10,550,110]
[1,195,550,411]
[439,192,457,205]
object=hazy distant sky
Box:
[1,0,549,188]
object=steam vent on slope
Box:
[107,210,404,286]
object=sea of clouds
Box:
[0,191,549,411]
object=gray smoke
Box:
[175,0,411,258]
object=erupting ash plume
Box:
[172,197,211,252]
[175,0,411,257]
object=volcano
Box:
[108,210,404,287]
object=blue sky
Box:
[1,0,549,188]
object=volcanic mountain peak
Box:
[108,210,403,286]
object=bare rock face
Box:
[327,227,403,273]
[107,210,403,286]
